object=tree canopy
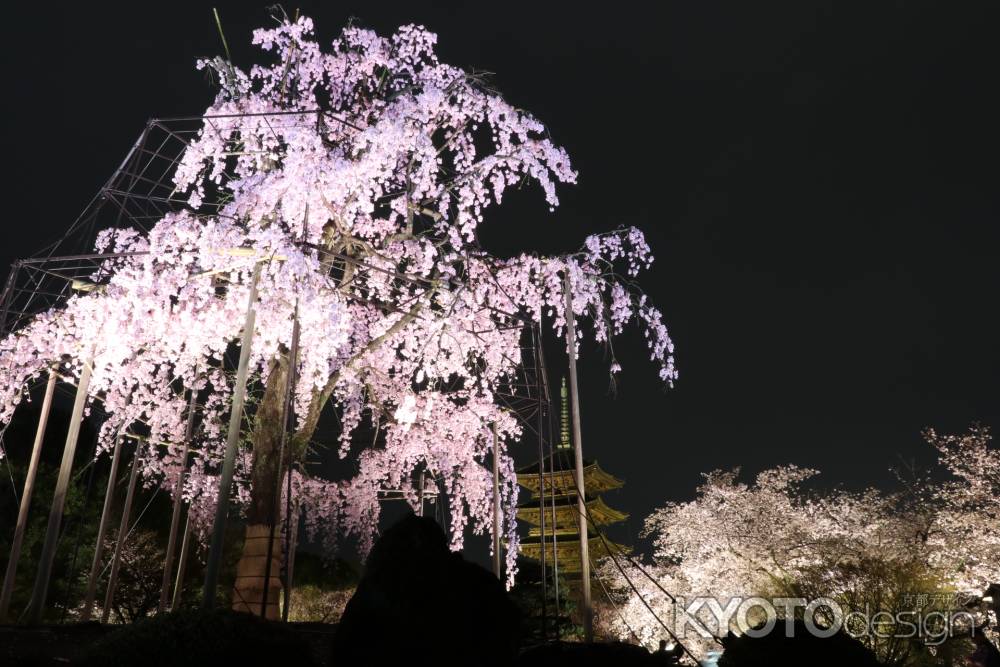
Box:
[0,15,674,585]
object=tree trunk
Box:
[230,293,416,618]
[231,524,283,618]
[231,354,290,618]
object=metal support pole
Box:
[0,367,57,621]
[203,263,261,609]
[533,324,550,640]
[548,395,563,638]
[417,471,425,517]
[102,441,141,623]
[492,422,502,580]
[281,319,299,626]
[25,353,94,624]
[261,308,299,619]
[171,512,193,609]
[563,270,593,642]
[80,434,124,621]
[159,387,198,612]
[282,497,300,622]
[0,261,22,339]
[59,432,99,624]
[549,444,561,638]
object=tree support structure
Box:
[102,440,142,623]
[80,434,124,621]
[563,270,593,643]
[203,263,260,609]
[0,367,57,621]
[25,352,94,624]
[492,422,502,580]
[159,387,198,612]
[259,307,299,619]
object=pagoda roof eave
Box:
[515,460,624,492]
[516,495,629,526]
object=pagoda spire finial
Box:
[559,377,571,450]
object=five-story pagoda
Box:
[516,379,630,576]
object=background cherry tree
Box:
[598,426,1000,664]
[0,14,675,593]
[922,425,1000,596]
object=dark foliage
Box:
[518,641,665,666]
[969,633,1000,667]
[76,608,318,667]
[0,442,103,622]
[293,551,359,589]
[717,619,883,667]
[332,514,520,666]
[509,557,580,643]
[91,528,164,623]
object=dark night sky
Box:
[2,2,999,555]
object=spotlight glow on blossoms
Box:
[0,16,676,593]
[598,428,1000,660]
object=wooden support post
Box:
[171,512,193,609]
[492,422,502,581]
[203,264,260,609]
[563,269,593,643]
[25,354,94,624]
[0,367,57,621]
[159,387,198,612]
[80,434,124,621]
[102,441,141,623]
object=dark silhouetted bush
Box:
[518,640,662,666]
[77,608,317,667]
[717,620,882,667]
[333,514,520,666]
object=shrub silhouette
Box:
[717,619,882,667]
[333,514,520,666]
[77,608,317,667]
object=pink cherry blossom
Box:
[0,16,675,588]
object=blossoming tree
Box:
[598,427,1000,664]
[922,425,1000,596]
[0,15,675,613]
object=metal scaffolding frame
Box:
[0,111,558,626]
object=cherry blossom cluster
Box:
[598,427,1000,660]
[487,232,676,384]
[0,16,676,588]
[921,425,1000,594]
[0,211,349,515]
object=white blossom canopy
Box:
[598,428,1000,658]
[0,16,676,583]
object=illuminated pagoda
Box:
[516,379,630,575]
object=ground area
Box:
[0,622,338,667]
